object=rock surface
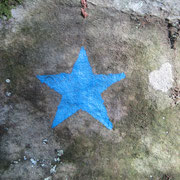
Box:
[0,0,180,179]
[90,0,180,20]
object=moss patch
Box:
[0,48,30,94]
[0,0,22,20]
[0,158,11,174]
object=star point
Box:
[37,47,125,130]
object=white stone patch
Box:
[5,79,11,83]
[128,1,144,13]
[42,139,48,144]
[11,6,26,23]
[5,92,11,97]
[149,63,174,92]
[44,177,52,180]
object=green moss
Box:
[0,159,11,174]
[0,0,22,20]
[62,132,144,179]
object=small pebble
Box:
[41,163,45,167]
[54,157,60,162]
[166,131,169,134]
[172,22,179,26]
[57,150,63,157]
[13,161,18,164]
[162,117,165,120]
[30,158,37,165]
[44,176,52,180]
[5,79,11,83]
[42,139,48,144]
[150,175,153,178]
[5,92,11,97]
[50,165,57,174]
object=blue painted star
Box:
[37,47,125,129]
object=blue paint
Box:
[37,47,125,129]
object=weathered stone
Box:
[0,0,180,179]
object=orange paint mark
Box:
[81,0,88,18]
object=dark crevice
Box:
[166,19,180,49]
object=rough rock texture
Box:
[0,0,180,180]
[89,0,180,20]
